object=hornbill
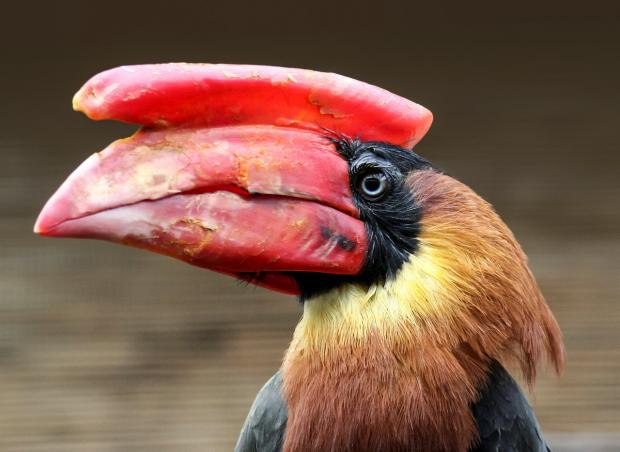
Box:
[35,64,564,452]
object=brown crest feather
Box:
[282,170,564,452]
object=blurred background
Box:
[1,1,619,451]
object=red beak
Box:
[35,126,366,294]
[35,64,432,295]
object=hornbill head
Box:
[35,64,564,450]
[34,64,433,299]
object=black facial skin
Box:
[290,137,434,301]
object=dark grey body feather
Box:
[471,361,550,452]
[235,371,287,452]
[235,362,549,452]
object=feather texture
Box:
[281,169,564,451]
[235,371,287,452]
[236,361,551,452]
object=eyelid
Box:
[351,161,388,177]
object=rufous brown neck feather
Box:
[281,170,564,452]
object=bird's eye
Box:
[359,172,389,200]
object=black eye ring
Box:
[358,172,389,200]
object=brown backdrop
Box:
[1,1,619,450]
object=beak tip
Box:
[33,221,47,236]
[34,194,67,237]
[33,210,52,236]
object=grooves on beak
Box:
[35,125,367,294]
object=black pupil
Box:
[364,176,382,193]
